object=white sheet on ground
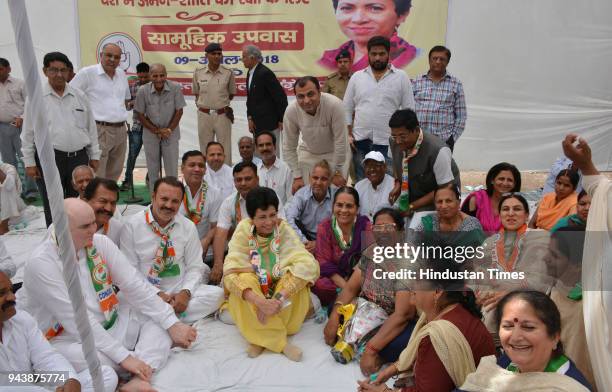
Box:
[153,318,367,392]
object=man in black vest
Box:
[242,45,288,147]
[387,109,460,228]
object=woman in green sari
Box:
[550,190,590,233]
[413,183,485,246]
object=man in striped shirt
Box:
[412,46,467,151]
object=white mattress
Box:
[153,318,366,392]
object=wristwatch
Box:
[273,292,285,302]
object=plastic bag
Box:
[331,298,388,364]
[344,298,388,344]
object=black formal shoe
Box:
[119,181,132,191]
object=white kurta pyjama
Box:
[0,310,118,392]
[18,233,179,372]
[120,208,224,324]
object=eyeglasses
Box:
[373,223,396,232]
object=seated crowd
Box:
[1,128,601,391]
[0,39,607,392]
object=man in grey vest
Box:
[387,109,460,228]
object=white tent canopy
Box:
[1,0,611,171]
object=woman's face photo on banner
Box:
[335,0,408,47]
[318,0,417,72]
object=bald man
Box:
[71,164,95,199]
[71,43,130,181]
[0,265,118,392]
[134,64,186,192]
[18,198,196,392]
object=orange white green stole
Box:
[45,233,119,339]
[145,209,179,286]
[231,193,242,228]
[397,129,423,212]
[491,224,527,272]
[183,181,208,224]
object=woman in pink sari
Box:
[461,162,521,234]
[313,186,372,306]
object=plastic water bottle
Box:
[314,306,328,324]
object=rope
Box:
[7,1,104,391]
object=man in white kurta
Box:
[354,151,395,220]
[0,269,118,392]
[179,151,223,265]
[83,177,124,247]
[204,142,234,199]
[18,198,197,392]
[562,133,612,392]
[0,162,26,234]
[121,177,224,324]
[255,131,293,205]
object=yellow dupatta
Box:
[223,219,319,284]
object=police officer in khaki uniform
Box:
[192,43,236,165]
[321,50,352,100]
[322,50,355,183]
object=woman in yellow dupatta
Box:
[223,187,319,362]
[529,169,580,230]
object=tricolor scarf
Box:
[248,223,281,298]
[491,224,528,272]
[85,245,119,330]
[398,129,424,212]
[231,192,242,227]
[145,209,180,286]
[183,181,208,224]
[331,216,354,251]
[45,231,119,339]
